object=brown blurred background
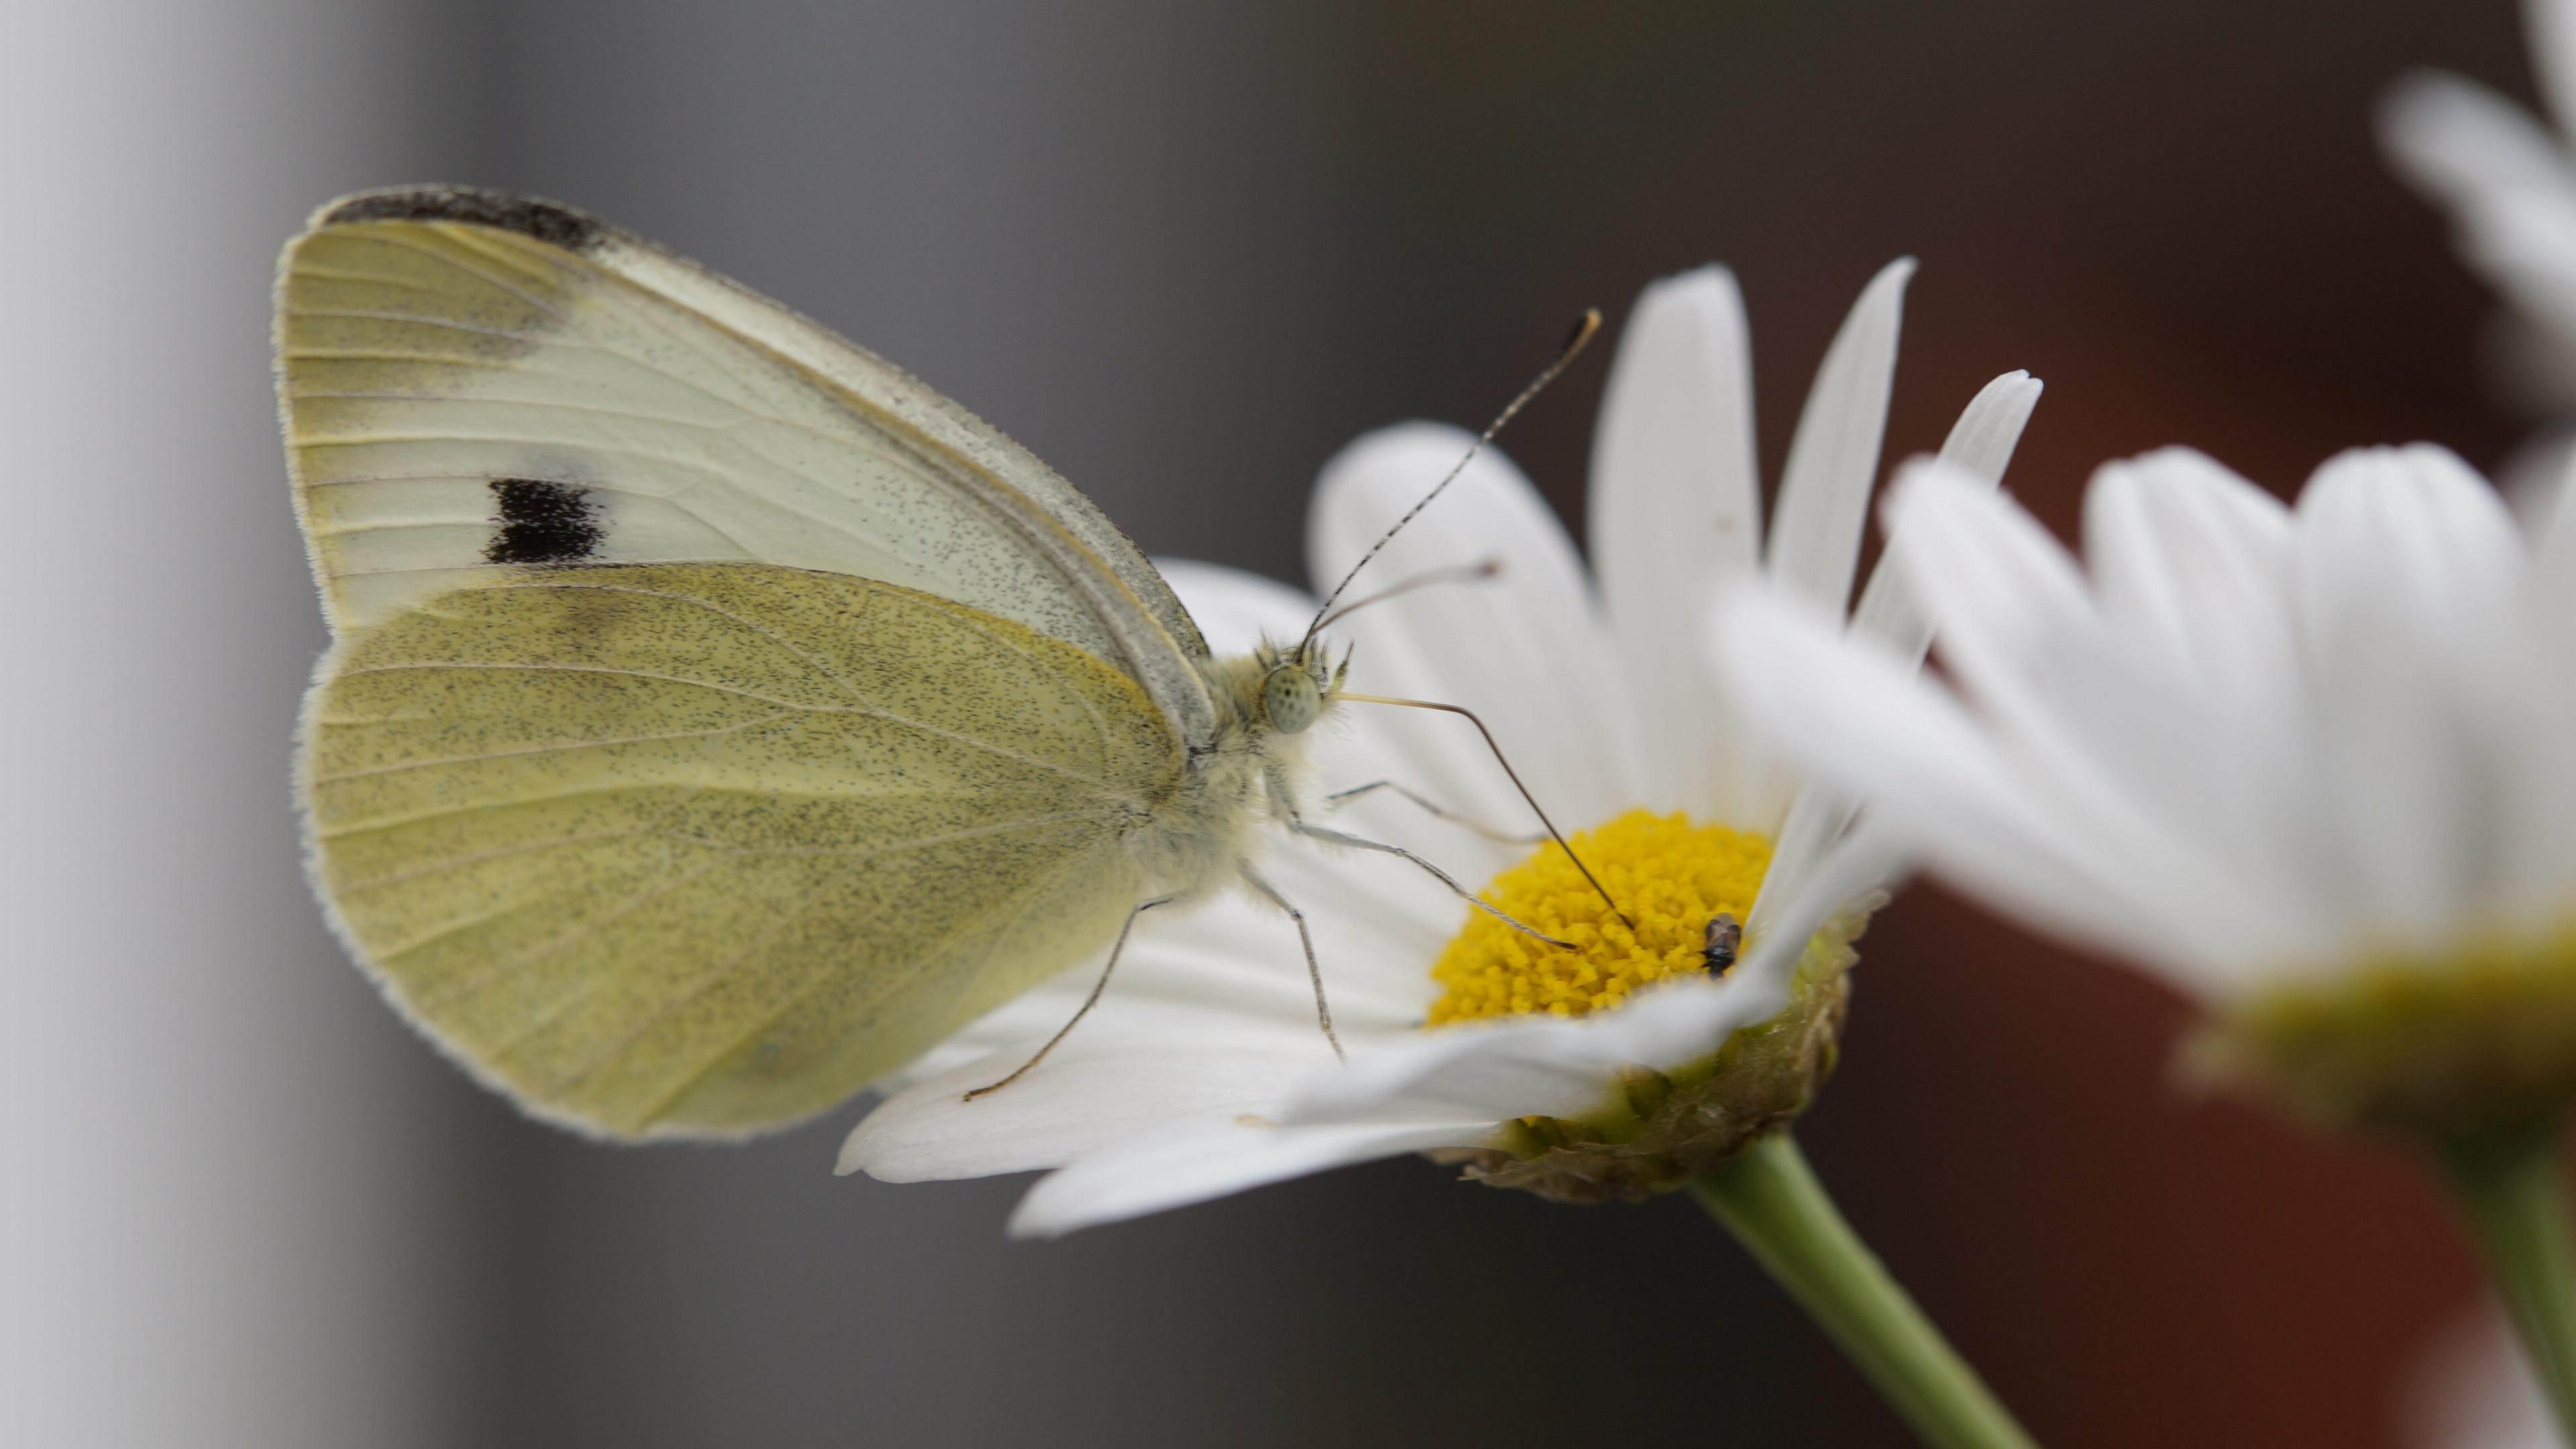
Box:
[12,1,2543,1445]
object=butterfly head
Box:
[1256,640,1349,737]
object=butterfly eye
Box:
[1263,665,1322,735]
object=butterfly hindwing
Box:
[302,563,1182,1137]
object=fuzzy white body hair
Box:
[1124,647,1336,907]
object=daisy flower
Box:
[841,261,2045,1448]
[845,262,2050,1444]
[843,257,2037,1224]
[2383,0,2576,426]
[1712,442,2576,1436]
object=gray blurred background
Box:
[2,2,2538,1446]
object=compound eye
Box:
[1263,665,1322,735]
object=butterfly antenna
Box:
[1336,691,1636,933]
[1297,309,1601,662]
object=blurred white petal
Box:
[1719,431,2576,1012]
[2403,1305,2557,1449]
[1713,586,2226,988]
[2384,70,2576,210]
[2385,68,2576,377]
[2534,0,2576,142]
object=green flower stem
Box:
[2435,1124,2576,1441]
[1691,1132,2039,1449]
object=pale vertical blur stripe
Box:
[0,3,474,1446]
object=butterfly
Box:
[278,185,1376,1140]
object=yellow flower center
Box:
[1426,809,1772,1026]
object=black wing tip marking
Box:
[486,478,605,564]
[321,186,607,253]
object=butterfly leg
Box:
[964,896,1175,1102]
[1237,860,1345,1062]
[1287,818,1576,951]
[1320,780,1545,845]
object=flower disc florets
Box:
[2190,930,2576,1150]
[1427,810,1867,1203]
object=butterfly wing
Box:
[305,562,1180,1138]
[277,184,1214,746]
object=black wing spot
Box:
[486,479,604,564]
[322,186,605,252]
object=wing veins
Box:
[309,710,795,784]
[380,806,1103,983]
[929,600,1130,773]
[286,307,580,347]
[630,841,1114,1126]
[649,809,1110,861]
[289,390,752,432]
[486,574,885,700]
[333,659,1113,786]
[535,849,877,1098]
[415,852,735,1010]
[337,825,664,894]
[349,231,577,325]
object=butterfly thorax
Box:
[1124,644,1338,906]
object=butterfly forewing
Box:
[303,563,1182,1137]
[277,186,1212,745]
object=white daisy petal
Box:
[1738,815,1907,984]
[2296,446,2525,639]
[2066,447,2349,935]
[1713,587,2233,990]
[2534,0,2576,141]
[1894,471,2323,969]
[1774,372,2042,918]
[844,899,1362,1181]
[1307,423,1638,829]
[1880,460,2096,678]
[1285,976,1784,1128]
[1730,398,2576,1053]
[1006,1116,1493,1239]
[1766,258,1915,619]
[1931,370,2049,485]
[2083,448,2298,700]
[2381,70,2576,352]
[1590,266,1764,820]
[2293,448,2528,947]
[2482,189,2576,352]
[1848,370,2045,662]
[1747,780,1862,949]
[2533,444,2576,574]
[2382,70,2576,210]
[2528,448,2576,666]
[847,1029,1320,1183]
